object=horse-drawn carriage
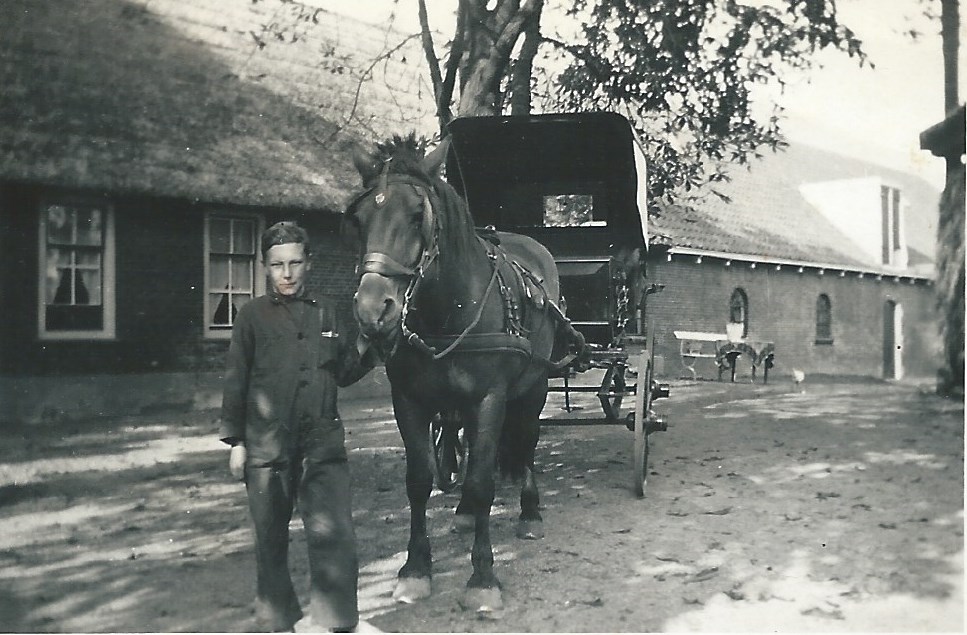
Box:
[434,111,670,498]
[346,111,669,611]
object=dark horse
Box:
[346,134,585,612]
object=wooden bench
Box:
[673,330,727,380]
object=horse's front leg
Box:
[391,390,435,603]
[458,391,505,613]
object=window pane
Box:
[210,256,229,290]
[75,208,103,246]
[210,218,231,253]
[77,268,102,305]
[51,267,74,305]
[232,219,255,255]
[211,293,232,326]
[231,258,252,291]
[816,295,832,339]
[207,215,260,332]
[46,205,72,244]
[45,248,69,304]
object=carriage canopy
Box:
[445,112,648,250]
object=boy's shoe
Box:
[294,617,381,633]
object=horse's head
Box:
[346,134,449,347]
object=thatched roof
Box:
[0,0,437,210]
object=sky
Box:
[315,0,961,190]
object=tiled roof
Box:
[0,0,436,210]
[651,143,940,272]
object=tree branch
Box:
[321,32,422,144]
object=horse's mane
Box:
[373,133,433,184]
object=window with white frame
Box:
[38,201,115,339]
[205,213,263,336]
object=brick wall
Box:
[0,186,365,378]
[644,254,941,381]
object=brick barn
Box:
[644,143,940,382]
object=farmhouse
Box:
[0,0,435,422]
[0,1,941,423]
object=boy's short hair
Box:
[261,221,311,260]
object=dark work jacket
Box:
[219,292,374,465]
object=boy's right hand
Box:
[229,444,247,481]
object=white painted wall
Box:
[799,176,909,271]
[799,177,882,265]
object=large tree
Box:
[415,0,865,207]
[915,0,963,396]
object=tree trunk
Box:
[935,0,964,396]
[941,0,959,115]
[509,6,542,115]
[936,167,965,396]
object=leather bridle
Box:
[348,173,500,360]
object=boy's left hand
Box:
[229,444,247,481]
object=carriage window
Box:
[543,194,604,227]
[816,294,833,344]
[557,258,612,344]
[38,201,116,339]
[205,213,264,338]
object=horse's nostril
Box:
[378,297,396,325]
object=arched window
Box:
[729,288,749,338]
[816,294,833,344]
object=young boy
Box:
[220,221,375,632]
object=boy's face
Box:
[264,242,310,298]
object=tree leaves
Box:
[546,0,866,209]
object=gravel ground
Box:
[0,377,962,632]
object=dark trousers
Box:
[245,456,358,632]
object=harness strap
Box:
[361,252,418,277]
[402,252,502,360]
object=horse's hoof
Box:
[516,519,544,540]
[459,586,503,613]
[451,513,474,534]
[392,576,431,604]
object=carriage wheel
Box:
[428,412,466,493]
[633,346,655,498]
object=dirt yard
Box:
[0,379,962,632]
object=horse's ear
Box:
[352,146,380,184]
[421,137,451,177]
